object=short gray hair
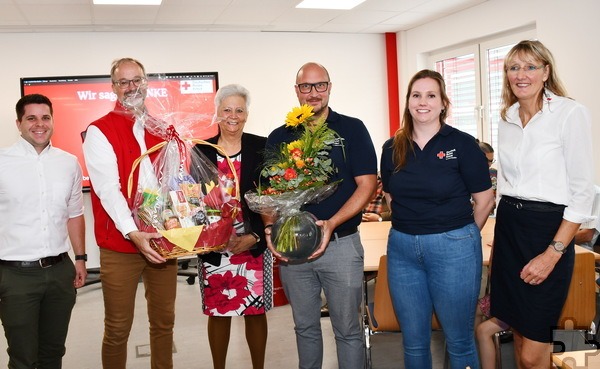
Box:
[110,57,146,80]
[214,84,251,110]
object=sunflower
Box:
[287,140,304,151]
[256,103,341,195]
[285,104,314,127]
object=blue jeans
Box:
[387,223,482,369]
[279,232,365,369]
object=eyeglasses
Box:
[507,64,545,75]
[112,77,147,89]
[296,82,330,94]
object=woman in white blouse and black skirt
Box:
[491,40,595,368]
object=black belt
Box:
[501,196,565,213]
[0,252,68,269]
[334,227,358,239]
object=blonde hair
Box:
[500,40,567,120]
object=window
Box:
[429,29,535,152]
[435,51,479,138]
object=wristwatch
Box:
[549,241,566,254]
[75,254,88,261]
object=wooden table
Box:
[552,350,600,368]
[360,221,391,271]
[360,218,496,271]
[360,218,600,271]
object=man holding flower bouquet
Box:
[264,62,377,369]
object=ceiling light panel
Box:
[93,0,162,5]
[296,0,366,10]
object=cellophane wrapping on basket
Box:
[132,127,239,258]
[126,74,239,258]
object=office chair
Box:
[177,257,198,285]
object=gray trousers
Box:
[280,232,365,369]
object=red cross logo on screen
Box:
[436,151,446,159]
[181,81,191,90]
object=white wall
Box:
[397,0,600,183]
[0,31,388,264]
[0,31,389,148]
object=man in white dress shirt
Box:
[0,93,87,369]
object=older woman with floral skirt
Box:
[193,84,270,369]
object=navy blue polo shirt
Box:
[380,124,491,235]
[266,108,377,233]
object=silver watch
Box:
[550,240,566,254]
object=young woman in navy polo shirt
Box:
[380,69,494,369]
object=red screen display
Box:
[21,73,219,189]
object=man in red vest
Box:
[83,58,177,369]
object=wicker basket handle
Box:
[126,139,240,201]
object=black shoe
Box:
[320,304,329,317]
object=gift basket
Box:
[245,104,340,261]
[125,75,240,259]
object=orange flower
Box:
[295,159,306,169]
[289,148,303,161]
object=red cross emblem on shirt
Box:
[436,151,446,159]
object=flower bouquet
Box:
[245,104,340,261]
[126,75,240,259]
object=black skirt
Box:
[490,196,574,343]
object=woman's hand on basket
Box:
[128,230,167,264]
[228,234,256,255]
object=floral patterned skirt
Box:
[199,249,273,316]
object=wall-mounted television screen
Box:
[21,72,219,190]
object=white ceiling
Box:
[0,0,487,33]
